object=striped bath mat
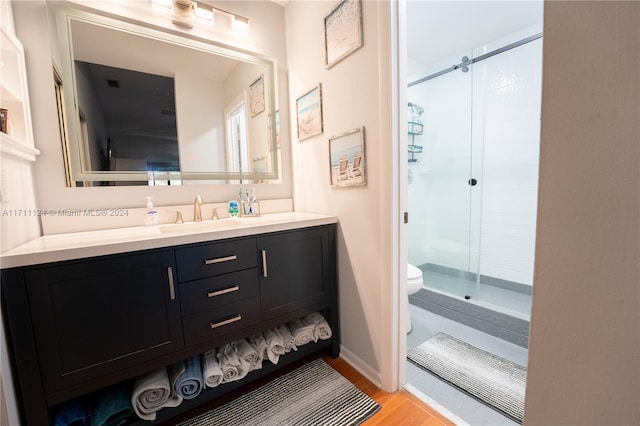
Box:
[408,332,526,423]
[177,358,380,426]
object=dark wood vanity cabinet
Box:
[1,224,338,426]
[24,250,184,394]
[258,227,331,320]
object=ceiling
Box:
[407,1,543,76]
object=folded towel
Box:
[90,383,133,426]
[202,350,224,388]
[53,399,91,426]
[232,338,262,371]
[218,343,248,383]
[275,324,297,353]
[263,328,285,364]
[131,368,182,421]
[287,319,315,346]
[171,356,203,400]
[304,312,333,341]
[247,333,268,363]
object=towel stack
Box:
[263,328,286,364]
[304,312,333,341]
[248,333,269,364]
[131,368,183,421]
[218,342,252,383]
[52,383,135,426]
[120,312,334,420]
[171,356,204,400]
[202,349,224,388]
[287,318,316,346]
[233,338,262,371]
[276,324,297,353]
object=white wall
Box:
[524,1,639,424]
[14,0,292,216]
[284,0,393,382]
[0,3,40,424]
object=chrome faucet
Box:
[194,195,203,222]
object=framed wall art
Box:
[249,74,265,117]
[296,84,323,141]
[324,0,363,69]
[329,127,366,187]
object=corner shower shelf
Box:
[408,122,423,135]
[408,144,423,163]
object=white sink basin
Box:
[158,219,242,234]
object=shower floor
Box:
[406,304,528,425]
[422,269,532,317]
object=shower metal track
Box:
[408,32,543,87]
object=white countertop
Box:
[0,212,338,268]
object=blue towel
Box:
[90,383,133,426]
[53,399,90,426]
[172,356,203,400]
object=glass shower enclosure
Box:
[407,35,542,318]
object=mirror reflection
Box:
[53,5,278,185]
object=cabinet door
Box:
[25,250,183,393]
[258,227,331,320]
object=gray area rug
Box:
[408,332,526,423]
[177,358,380,426]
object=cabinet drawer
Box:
[183,298,261,347]
[176,238,257,282]
[180,269,259,315]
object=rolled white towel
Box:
[131,368,182,421]
[263,328,285,364]
[304,312,333,341]
[247,333,268,363]
[275,324,297,353]
[287,319,315,346]
[218,343,248,383]
[202,350,223,388]
[232,338,262,371]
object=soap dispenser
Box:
[145,197,159,226]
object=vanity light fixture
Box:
[151,0,173,14]
[150,0,248,33]
[231,14,250,35]
[171,0,196,28]
[195,3,214,26]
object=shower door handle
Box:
[468,178,478,186]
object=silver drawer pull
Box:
[207,285,240,298]
[204,255,237,265]
[261,250,268,278]
[167,267,176,300]
[210,315,242,329]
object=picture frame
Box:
[296,84,323,141]
[249,74,265,117]
[329,127,366,187]
[324,0,363,69]
[274,110,281,148]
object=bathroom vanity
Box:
[1,213,339,425]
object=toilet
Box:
[406,264,424,333]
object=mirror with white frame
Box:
[51,2,279,186]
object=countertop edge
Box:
[1,214,338,269]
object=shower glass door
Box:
[407,50,477,300]
[471,38,542,318]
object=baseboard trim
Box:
[339,345,382,388]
